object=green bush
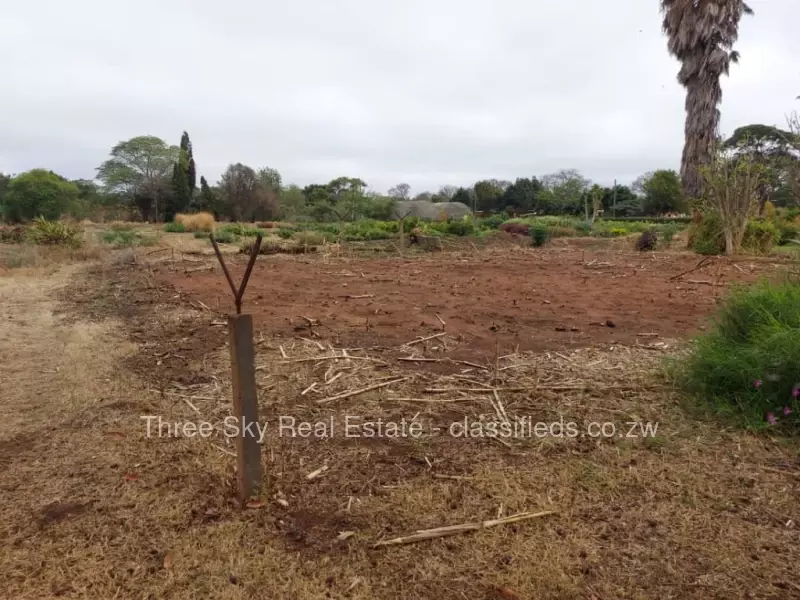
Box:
[444,219,475,236]
[212,230,238,244]
[660,222,681,246]
[777,220,800,246]
[27,217,83,247]
[673,280,800,430]
[479,213,507,230]
[574,220,592,235]
[277,228,294,239]
[164,222,187,233]
[690,214,780,255]
[743,219,780,254]
[193,231,210,239]
[688,214,725,255]
[530,223,549,247]
[610,227,629,237]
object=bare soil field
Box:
[2,239,800,600]
[158,244,769,360]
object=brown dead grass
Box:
[176,212,216,232]
[1,250,799,599]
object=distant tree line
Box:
[1,124,797,224]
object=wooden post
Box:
[228,313,262,505]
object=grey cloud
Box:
[1,0,798,195]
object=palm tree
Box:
[661,0,753,200]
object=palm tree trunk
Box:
[681,77,721,201]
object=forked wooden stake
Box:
[210,233,265,506]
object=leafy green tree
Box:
[97,136,179,221]
[0,172,10,203]
[501,177,542,213]
[363,194,397,220]
[723,124,799,211]
[254,167,282,221]
[451,187,474,210]
[218,163,260,221]
[183,132,196,191]
[636,170,686,215]
[538,169,590,215]
[167,131,197,220]
[197,176,222,217]
[279,184,306,220]
[2,169,79,222]
[473,180,506,212]
[601,184,640,217]
[413,191,433,202]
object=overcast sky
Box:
[1,0,797,195]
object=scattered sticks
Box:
[373,510,557,548]
[316,377,410,404]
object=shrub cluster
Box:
[674,280,800,431]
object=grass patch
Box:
[672,279,800,430]
[102,230,158,247]
[164,222,187,233]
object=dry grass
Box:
[1,250,800,599]
[176,212,216,232]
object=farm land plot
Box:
[3,241,800,600]
[158,246,767,360]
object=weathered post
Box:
[228,312,261,502]
[210,233,264,506]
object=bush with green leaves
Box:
[212,230,238,244]
[660,222,681,246]
[27,217,83,247]
[777,220,799,246]
[277,228,294,239]
[478,213,507,230]
[2,169,80,223]
[164,221,187,233]
[194,231,210,239]
[673,279,800,430]
[444,219,475,236]
[530,223,549,247]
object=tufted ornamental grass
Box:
[672,278,800,431]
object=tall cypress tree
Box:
[181,131,196,192]
[166,131,195,220]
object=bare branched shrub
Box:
[700,151,763,254]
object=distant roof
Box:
[392,200,472,220]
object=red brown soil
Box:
[155,247,777,360]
